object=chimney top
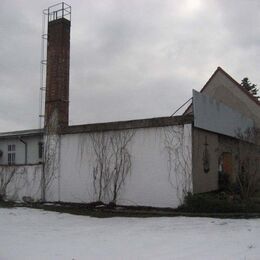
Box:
[43,2,71,23]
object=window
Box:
[38,142,44,159]
[8,144,15,152]
[7,144,16,165]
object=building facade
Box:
[0,3,259,207]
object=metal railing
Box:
[43,2,71,22]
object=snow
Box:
[0,207,259,260]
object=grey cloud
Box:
[0,0,259,132]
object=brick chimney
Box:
[44,3,71,132]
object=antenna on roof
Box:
[170,97,192,117]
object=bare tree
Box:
[0,166,26,201]
[90,132,111,201]
[236,128,260,200]
[219,127,260,199]
[89,130,135,204]
[164,125,192,203]
[110,132,133,204]
[0,166,16,201]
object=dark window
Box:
[8,144,15,152]
[7,144,16,165]
[38,142,44,159]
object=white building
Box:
[0,3,259,208]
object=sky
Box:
[0,0,259,132]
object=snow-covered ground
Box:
[0,207,259,260]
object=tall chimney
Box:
[44,3,71,132]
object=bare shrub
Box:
[235,127,260,200]
[237,142,260,200]
[164,125,192,203]
[89,130,135,204]
[0,166,26,201]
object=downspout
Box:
[19,137,28,165]
[58,136,61,202]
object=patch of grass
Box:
[30,202,177,218]
[0,200,16,208]
[1,196,260,218]
[178,192,260,213]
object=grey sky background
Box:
[0,0,259,132]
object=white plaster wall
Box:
[57,124,192,208]
[44,135,61,202]
[3,165,43,201]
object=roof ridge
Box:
[216,66,260,106]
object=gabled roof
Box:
[184,66,260,114]
[204,67,259,105]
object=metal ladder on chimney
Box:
[38,8,48,129]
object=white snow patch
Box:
[0,207,259,260]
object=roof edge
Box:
[62,115,193,135]
[216,67,260,106]
[0,129,43,139]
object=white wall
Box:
[54,124,192,208]
[2,165,43,202]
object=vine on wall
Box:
[0,166,21,201]
[164,125,192,203]
[0,166,42,202]
[89,130,135,204]
[42,110,60,201]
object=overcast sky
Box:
[0,0,259,132]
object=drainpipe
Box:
[19,137,28,165]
